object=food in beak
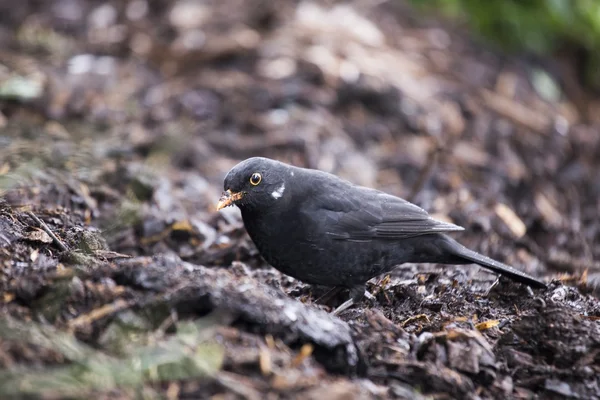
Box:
[216,190,243,210]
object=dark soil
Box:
[0,1,599,399]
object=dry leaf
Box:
[24,229,53,244]
[475,320,500,331]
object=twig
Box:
[151,309,179,341]
[314,286,343,305]
[25,211,70,252]
[68,299,133,330]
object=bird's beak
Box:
[216,189,243,211]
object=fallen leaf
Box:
[475,320,500,331]
[24,229,53,244]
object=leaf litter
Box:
[0,0,599,398]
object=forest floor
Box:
[0,0,599,399]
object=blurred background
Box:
[1,0,597,269]
[0,0,599,397]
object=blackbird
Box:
[217,157,547,314]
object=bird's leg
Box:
[314,286,344,305]
[482,276,500,297]
[363,290,375,301]
[332,285,367,316]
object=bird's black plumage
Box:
[218,157,547,313]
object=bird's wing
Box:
[312,185,464,241]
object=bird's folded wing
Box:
[317,188,464,241]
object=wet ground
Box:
[0,0,599,398]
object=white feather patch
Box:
[271,183,285,199]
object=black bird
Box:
[217,157,547,314]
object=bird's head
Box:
[217,157,292,212]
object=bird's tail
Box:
[437,235,547,289]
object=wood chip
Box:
[265,334,275,349]
[445,328,494,356]
[0,163,9,175]
[495,71,518,98]
[481,89,551,134]
[494,203,526,238]
[166,382,180,400]
[292,343,313,367]
[259,347,272,376]
[452,141,490,166]
[534,192,563,227]
[580,269,588,285]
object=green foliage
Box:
[410,0,600,87]
[0,315,224,397]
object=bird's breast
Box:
[241,209,319,272]
[242,210,297,252]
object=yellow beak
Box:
[216,189,243,211]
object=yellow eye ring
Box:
[249,172,262,186]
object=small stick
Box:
[68,299,132,329]
[26,211,70,252]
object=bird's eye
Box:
[249,172,262,186]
